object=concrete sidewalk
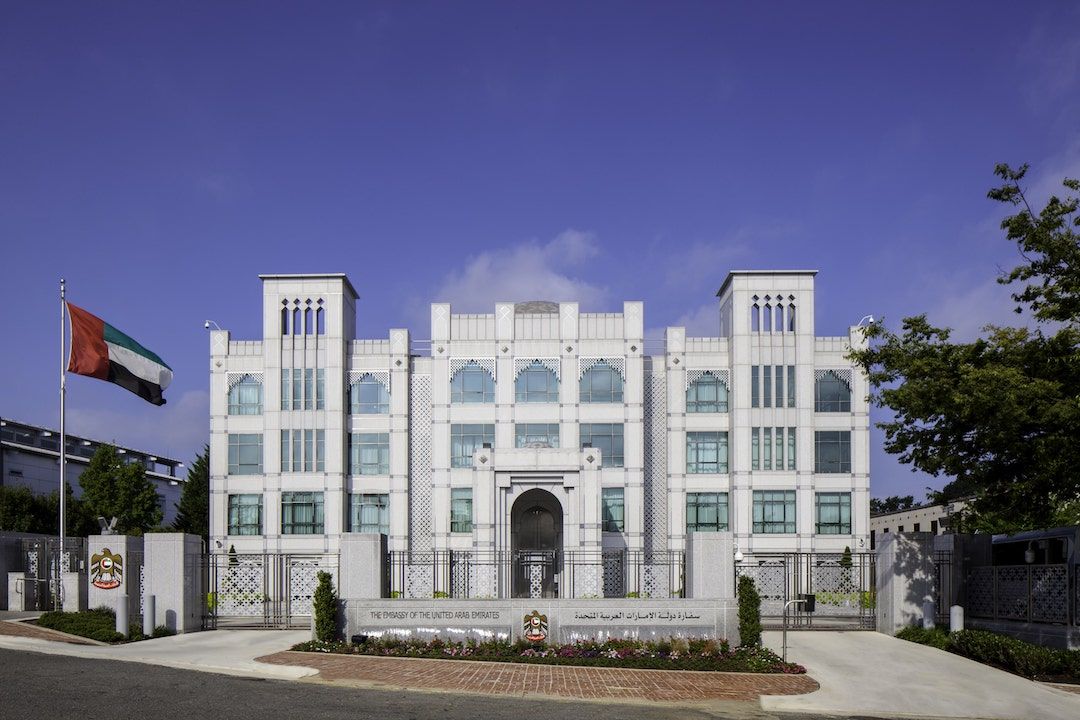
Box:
[761,630,1080,720]
[0,622,314,680]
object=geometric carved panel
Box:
[409,374,433,554]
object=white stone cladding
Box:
[209,271,870,557]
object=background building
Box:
[209,271,870,578]
[0,417,185,525]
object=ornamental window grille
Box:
[350,433,390,475]
[579,360,623,403]
[815,370,852,412]
[753,490,796,533]
[450,361,495,403]
[686,432,728,474]
[281,492,324,534]
[515,361,559,402]
[686,371,728,413]
[515,423,560,448]
[228,433,262,475]
[815,492,852,534]
[815,431,852,473]
[450,488,473,533]
[580,423,624,467]
[227,494,262,535]
[602,488,625,532]
[349,493,389,534]
[227,373,263,415]
[451,424,494,468]
[350,374,390,414]
[687,492,728,532]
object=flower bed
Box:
[35,607,174,644]
[292,636,806,674]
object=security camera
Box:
[867,315,875,324]
[204,320,211,329]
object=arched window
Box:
[451,362,495,403]
[763,299,773,332]
[815,371,851,412]
[292,303,301,336]
[304,303,313,335]
[788,301,796,332]
[775,304,784,332]
[316,301,325,335]
[515,362,558,402]
[228,374,263,415]
[280,303,289,335]
[350,375,389,414]
[686,372,728,413]
[580,361,623,403]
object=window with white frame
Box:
[686,492,729,532]
[450,488,473,533]
[686,372,728,413]
[753,490,796,533]
[349,493,389,534]
[515,423,560,448]
[816,492,851,534]
[281,492,324,534]
[450,362,494,403]
[515,362,558,402]
[227,494,262,535]
[280,429,325,472]
[228,433,262,475]
[815,431,852,473]
[350,375,389,414]
[349,433,390,475]
[686,432,728,474]
[579,423,624,467]
[602,488,625,532]
[451,424,494,468]
[228,375,262,415]
[815,371,852,412]
[579,361,623,403]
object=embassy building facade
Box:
[209,271,869,598]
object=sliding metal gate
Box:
[737,551,876,630]
[204,552,336,629]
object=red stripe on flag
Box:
[67,302,110,380]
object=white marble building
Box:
[209,271,870,581]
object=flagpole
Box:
[58,278,66,611]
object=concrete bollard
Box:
[950,605,964,632]
[922,601,936,629]
[144,595,156,637]
[116,595,128,638]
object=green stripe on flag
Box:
[103,322,172,370]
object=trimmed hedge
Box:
[37,607,124,643]
[292,636,806,674]
[896,627,1080,683]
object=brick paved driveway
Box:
[0,619,100,645]
[258,651,818,703]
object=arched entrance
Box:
[510,489,563,598]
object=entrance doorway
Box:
[510,488,563,598]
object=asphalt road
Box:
[0,648,908,720]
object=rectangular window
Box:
[281,492,324,534]
[775,426,784,471]
[281,429,324,473]
[788,366,796,407]
[601,488,625,532]
[515,423,560,448]
[579,423,624,467]
[304,369,314,411]
[280,429,289,471]
[763,365,772,408]
[349,493,389,534]
[815,492,851,534]
[763,427,772,470]
[815,431,852,473]
[687,432,728,474]
[931,520,938,534]
[316,430,325,472]
[686,492,729,532]
[281,369,291,411]
[751,427,760,470]
[228,376,262,415]
[451,424,495,468]
[292,368,302,410]
[227,494,262,535]
[291,430,301,472]
[753,490,796,533]
[450,488,473,533]
[228,433,262,475]
[774,365,784,410]
[303,429,313,472]
[350,433,390,475]
[316,369,325,410]
[787,427,796,470]
[751,366,760,408]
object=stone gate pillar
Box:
[87,535,143,627]
[144,533,204,633]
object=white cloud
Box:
[66,389,209,466]
[429,229,608,312]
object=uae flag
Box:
[67,302,173,406]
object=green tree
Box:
[312,571,338,643]
[869,495,917,515]
[0,485,44,532]
[737,575,762,647]
[172,445,208,540]
[851,165,1080,532]
[839,546,853,569]
[78,444,163,535]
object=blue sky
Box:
[2,2,1078,498]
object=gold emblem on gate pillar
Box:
[90,548,123,590]
[523,610,548,643]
